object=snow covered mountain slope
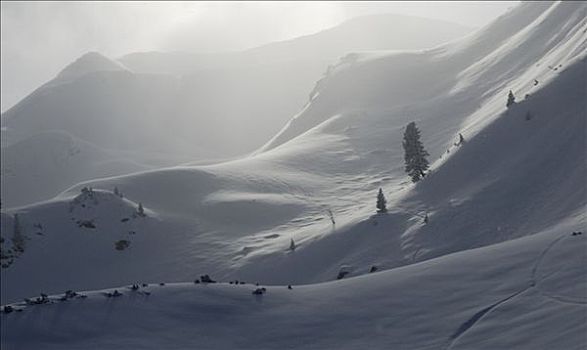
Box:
[261,1,585,152]
[0,130,158,209]
[1,1,585,313]
[0,65,214,208]
[0,15,471,210]
[2,225,585,349]
[399,58,586,263]
[1,14,472,153]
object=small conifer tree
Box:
[506,90,516,108]
[289,239,296,251]
[137,203,145,217]
[376,188,387,213]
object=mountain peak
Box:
[56,51,129,81]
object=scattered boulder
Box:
[252,287,267,295]
[58,290,79,301]
[105,290,123,298]
[59,290,83,302]
[337,266,352,280]
[25,294,50,305]
[337,271,350,280]
[115,239,131,251]
[369,266,378,273]
[77,220,96,229]
[3,305,14,314]
[200,275,216,283]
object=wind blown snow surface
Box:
[1,1,586,349]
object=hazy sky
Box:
[1,1,518,112]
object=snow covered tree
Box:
[137,202,145,217]
[506,90,516,108]
[376,188,387,213]
[289,239,296,251]
[402,122,429,182]
[12,214,25,252]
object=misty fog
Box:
[0,2,518,208]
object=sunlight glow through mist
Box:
[1,1,516,112]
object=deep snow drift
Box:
[1,1,586,348]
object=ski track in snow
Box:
[445,233,586,349]
[444,286,532,350]
[531,234,587,305]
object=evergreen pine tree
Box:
[506,90,516,108]
[289,239,296,251]
[376,188,387,213]
[402,122,429,182]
